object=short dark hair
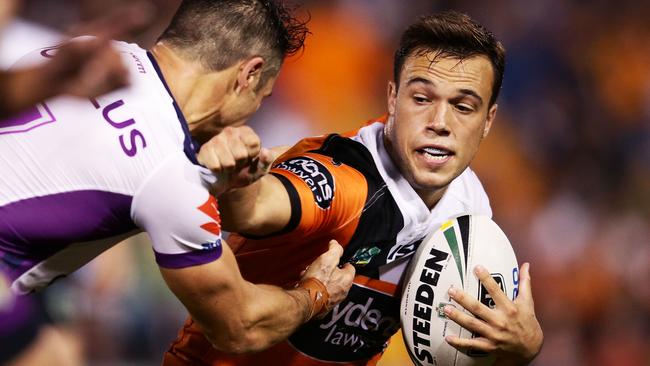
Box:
[160,0,308,87]
[393,11,506,106]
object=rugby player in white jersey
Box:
[0,0,354,359]
[166,11,543,366]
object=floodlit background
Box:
[2,0,649,365]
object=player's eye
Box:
[413,95,430,104]
[454,103,474,113]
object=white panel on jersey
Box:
[353,121,492,284]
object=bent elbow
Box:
[202,315,272,354]
[204,329,269,354]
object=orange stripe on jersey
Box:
[353,275,398,297]
[271,152,367,239]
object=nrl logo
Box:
[348,247,381,266]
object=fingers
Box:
[326,240,344,259]
[443,304,496,340]
[515,262,534,306]
[46,38,129,98]
[0,0,17,30]
[67,1,156,40]
[447,286,496,326]
[474,265,510,308]
[446,335,497,354]
[237,126,262,160]
[198,126,262,174]
[303,240,355,310]
[446,264,544,363]
[258,148,277,170]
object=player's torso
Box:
[230,124,490,364]
[0,41,196,289]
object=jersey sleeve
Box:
[131,154,223,269]
[269,152,367,239]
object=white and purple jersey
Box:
[0,40,223,295]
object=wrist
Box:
[294,277,329,321]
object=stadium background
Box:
[2,0,648,365]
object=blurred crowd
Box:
[1,0,648,365]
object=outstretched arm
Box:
[197,126,294,235]
[443,263,543,365]
[160,240,354,353]
[0,1,154,119]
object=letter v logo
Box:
[197,195,221,236]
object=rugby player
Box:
[164,11,543,366]
[0,0,354,358]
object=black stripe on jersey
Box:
[309,134,404,278]
[239,173,302,240]
[458,215,470,269]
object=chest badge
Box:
[348,246,381,266]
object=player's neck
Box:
[150,42,232,133]
[415,186,447,210]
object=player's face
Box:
[384,52,498,207]
[219,75,277,128]
[188,73,277,144]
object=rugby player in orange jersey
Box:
[164,11,543,366]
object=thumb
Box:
[258,147,276,171]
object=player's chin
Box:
[411,172,453,192]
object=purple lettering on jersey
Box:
[89,97,101,109]
[119,129,147,157]
[98,99,147,157]
[0,103,56,135]
[130,53,146,74]
[102,100,136,128]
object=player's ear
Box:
[235,56,264,94]
[482,103,498,138]
[387,81,397,116]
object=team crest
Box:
[197,195,222,251]
[348,246,381,266]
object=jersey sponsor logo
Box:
[0,103,56,135]
[275,157,334,209]
[288,284,400,362]
[197,195,222,247]
[129,52,147,74]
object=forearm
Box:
[218,179,263,232]
[0,68,57,118]
[218,174,290,235]
[160,247,316,354]
[197,282,313,353]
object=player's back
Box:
[0,40,197,292]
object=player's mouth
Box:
[416,146,454,167]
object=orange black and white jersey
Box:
[164,118,492,366]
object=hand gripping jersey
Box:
[163,120,492,366]
[0,40,223,295]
